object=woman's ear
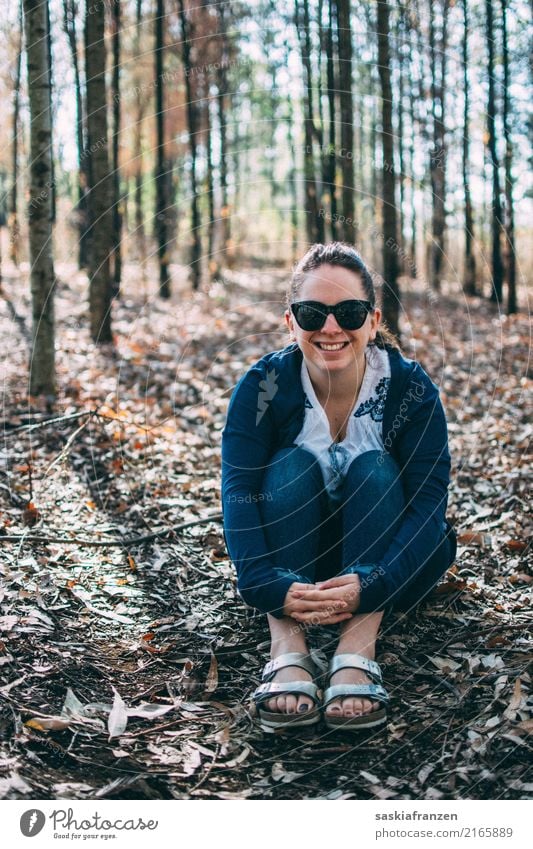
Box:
[369,307,382,342]
[284,309,296,341]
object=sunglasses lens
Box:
[335,303,368,329]
[292,303,325,330]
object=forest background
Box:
[0,0,530,801]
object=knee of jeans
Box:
[344,450,402,495]
[261,446,325,499]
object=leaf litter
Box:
[0,266,531,799]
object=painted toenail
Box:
[298,704,309,712]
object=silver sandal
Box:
[323,653,389,730]
[252,652,322,731]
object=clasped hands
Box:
[283,574,361,625]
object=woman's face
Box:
[284,264,381,376]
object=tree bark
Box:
[133,0,146,266]
[111,0,122,295]
[500,0,517,313]
[85,0,113,341]
[429,0,450,290]
[377,0,400,336]
[335,0,355,241]
[10,0,23,267]
[295,0,324,243]
[178,0,202,290]
[217,0,231,264]
[462,0,477,295]
[485,0,504,302]
[155,0,171,298]
[62,0,89,270]
[23,0,56,396]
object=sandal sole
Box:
[324,708,387,731]
[258,710,321,730]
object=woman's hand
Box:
[290,574,362,622]
[282,580,355,626]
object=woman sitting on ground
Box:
[221,242,457,731]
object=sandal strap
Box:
[262,652,317,681]
[328,653,383,682]
[253,680,322,708]
[323,682,389,707]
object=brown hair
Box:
[287,242,400,351]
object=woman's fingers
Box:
[291,596,347,610]
[291,610,352,624]
[292,587,353,603]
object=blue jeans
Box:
[258,446,454,613]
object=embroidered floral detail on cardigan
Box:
[353,377,390,422]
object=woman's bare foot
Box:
[265,614,315,715]
[324,611,384,719]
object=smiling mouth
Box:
[314,341,349,351]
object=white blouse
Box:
[294,346,391,504]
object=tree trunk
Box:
[178,0,202,290]
[295,0,324,244]
[217,0,231,264]
[10,0,23,267]
[325,0,338,239]
[85,0,113,341]
[485,0,504,302]
[462,0,477,295]
[23,0,56,396]
[62,0,89,269]
[377,0,400,337]
[155,0,171,298]
[500,0,517,313]
[205,93,216,277]
[335,0,355,241]
[45,0,55,224]
[133,0,146,267]
[429,0,449,290]
[111,0,122,295]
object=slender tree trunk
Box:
[295,0,324,243]
[23,0,56,396]
[205,92,217,277]
[155,0,170,297]
[377,0,400,336]
[10,0,23,267]
[485,0,504,302]
[45,0,55,224]
[111,0,122,295]
[85,0,113,341]
[397,3,406,271]
[178,0,201,290]
[133,0,146,266]
[217,0,231,264]
[326,0,338,238]
[335,0,355,241]
[62,0,89,269]
[429,0,449,290]
[462,0,477,294]
[500,0,517,313]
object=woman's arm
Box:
[342,366,454,612]
[221,364,297,617]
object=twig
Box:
[4,409,97,436]
[0,512,224,547]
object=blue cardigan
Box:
[221,342,456,617]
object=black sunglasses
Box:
[290,299,373,331]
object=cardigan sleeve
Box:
[221,363,297,617]
[345,366,453,612]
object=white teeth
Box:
[317,342,346,351]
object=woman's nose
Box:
[321,312,344,333]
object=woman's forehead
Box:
[299,265,366,299]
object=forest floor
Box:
[0,261,531,800]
